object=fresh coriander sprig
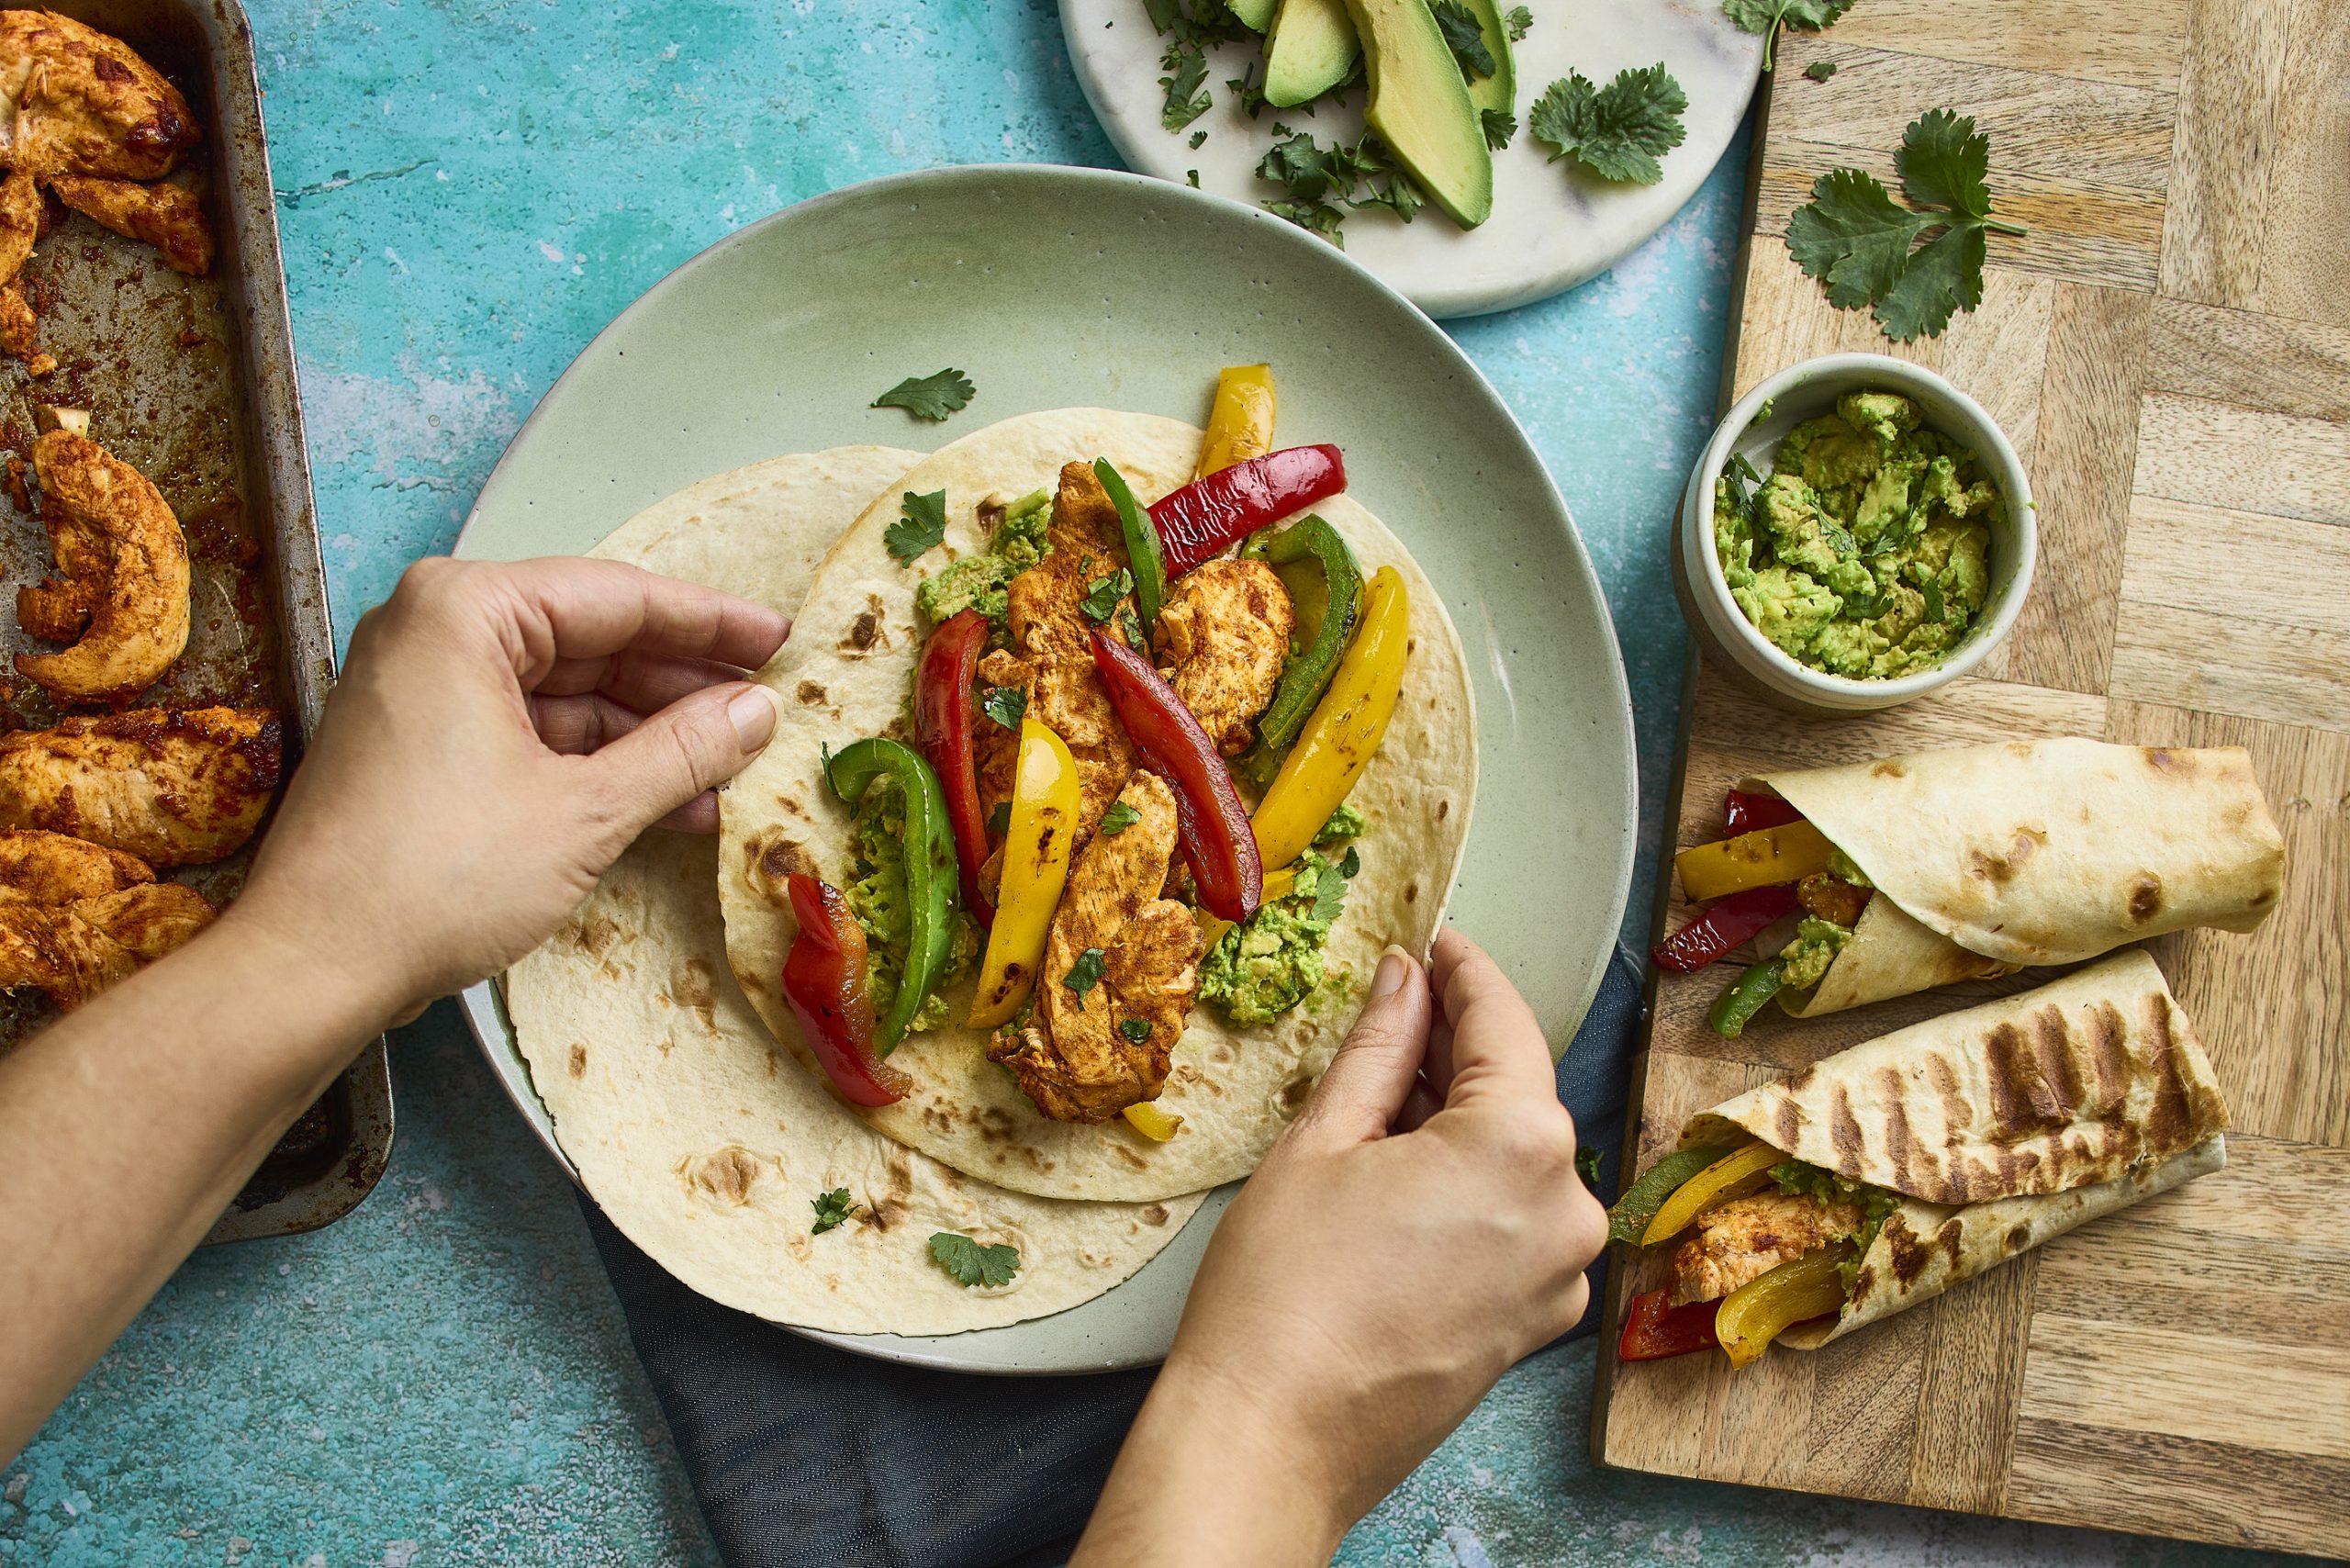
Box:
[929,1232,1020,1288]
[1723,0,1854,73]
[1528,64,1687,185]
[883,489,948,563]
[871,368,974,422]
[811,1188,855,1235]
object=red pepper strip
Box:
[1724,788,1803,837]
[1617,1288,1721,1362]
[1088,626,1263,924]
[1147,443,1347,578]
[1650,883,1799,972]
[914,609,994,926]
[781,875,911,1108]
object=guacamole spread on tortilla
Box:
[1715,391,1999,679]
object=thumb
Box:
[1288,945,1430,1148]
[583,681,779,839]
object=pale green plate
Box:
[455,163,1634,1372]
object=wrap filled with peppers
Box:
[716,405,1478,1204]
[1611,951,2228,1367]
[1654,738,2285,1033]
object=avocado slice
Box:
[1456,0,1514,120]
[1264,0,1360,108]
[1229,0,1278,29]
[1341,0,1493,228]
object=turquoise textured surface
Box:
[0,3,2311,1565]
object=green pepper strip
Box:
[1095,458,1168,630]
[1606,1144,1737,1246]
[1238,513,1363,788]
[824,736,958,1055]
[1709,958,1786,1040]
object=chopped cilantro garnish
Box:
[1119,1017,1152,1044]
[980,685,1027,731]
[1805,59,1838,82]
[1505,5,1531,39]
[928,1231,1021,1288]
[1430,0,1495,79]
[1310,862,1347,924]
[871,369,974,422]
[884,489,948,563]
[987,801,1012,838]
[1256,130,1426,249]
[1099,801,1141,836]
[1119,607,1147,652]
[1575,1147,1603,1191]
[1339,846,1360,879]
[1160,40,1211,130]
[811,1187,854,1235]
[1064,946,1107,1006]
[1482,107,1517,151]
[1529,64,1688,186]
[1080,566,1134,622]
[1189,129,1208,150]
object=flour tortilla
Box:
[1762,738,2286,1017]
[1678,950,2229,1348]
[506,447,1204,1334]
[716,409,1479,1204]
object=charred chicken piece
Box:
[989,772,1203,1123]
[16,428,191,703]
[0,164,45,374]
[0,827,212,1009]
[0,706,281,867]
[1154,557,1293,756]
[1796,871,1872,928]
[1668,1189,1863,1306]
[46,173,208,274]
[0,11,199,181]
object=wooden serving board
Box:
[1588,2,2350,1556]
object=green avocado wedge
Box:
[1342,0,1493,228]
[1229,0,1278,29]
[1457,0,1515,119]
[1264,0,1360,107]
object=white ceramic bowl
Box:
[1671,353,2036,716]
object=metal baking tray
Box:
[0,0,393,1240]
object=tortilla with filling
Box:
[507,446,1205,1334]
[1677,949,2228,1348]
[716,408,1478,1204]
[1756,737,2285,1017]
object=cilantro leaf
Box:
[1064,946,1108,1007]
[1311,863,1347,924]
[1099,801,1142,836]
[1257,131,1427,248]
[884,489,947,564]
[1119,1017,1153,1044]
[1190,129,1208,150]
[1805,60,1837,82]
[1160,40,1212,131]
[811,1188,854,1235]
[980,684,1027,731]
[871,369,974,422]
[1119,607,1148,652]
[1430,0,1495,80]
[1723,0,1855,72]
[1575,1147,1603,1191]
[987,801,1012,838]
[1505,5,1532,39]
[928,1231,1021,1289]
[1528,65,1688,185]
[1339,846,1360,879]
[1481,107,1517,151]
[1080,566,1134,622]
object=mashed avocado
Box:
[1317,802,1366,843]
[1768,1157,1903,1297]
[843,778,977,1034]
[914,489,1053,626]
[1201,850,1355,1025]
[1776,915,1852,991]
[1715,391,1999,679]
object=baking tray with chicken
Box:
[0,1,390,1241]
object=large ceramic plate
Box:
[455,163,1634,1372]
[1061,0,1762,319]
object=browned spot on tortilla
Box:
[752,834,820,897]
[2142,994,2194,1151]
[573,914,623,958]
[1436,799,1449,822]
[680,1147,762,1206]
[1884,1215,1929,1284]
[1850,1264,1876,1300]
[1404,882,1418,904]
[1927,1054,1971,1135]
[885,1147,915,1204]
[795,680,829,707]
[1141,1204,1169,1226]
[1829,1086,1864,1172]
[1878,1067,1917,1191]
[2143,746,2193,775]
[763,1047,780,1077]
[1276,1074,1313,1117]
[567,1044,588,1078]
[2127,874,2164,924]
[1113,1145,1147,1170]
[977,496,1007,531]
[1969,826,2047,886]
[2006,1225,2032,1252]
[2031,1005,2087,1120]
[1983,1020,2071,1151]
[1870,760,1905,778]
[673,958,718,1032]
[1935,1216,1964,1270]
[1773,1095,1803,1151]
[866,1200,901,1232]
[845,611,881,651]
[1210,1042,1235,1064]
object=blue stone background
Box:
[0,3,2312,1565]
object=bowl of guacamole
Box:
[1672,354,2035,716]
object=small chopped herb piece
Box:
[928,1231,1021,1289]
[1080,566,1135,622]
[884,488,948,563]
[1576,1147,1604,1192]
[1119,607,1148,652]
[1190,129,1208,150]
[1805,59,1838,82]
[1119,1017,1153,1044]
[1256,130,1427,248]
[1339,846,1360,879]
[811,1187,855,1235]
[1099,801,1142,836]
[1225,65,1269,120]
[1187,169,1201,188]
[987,801,1012,838]
[871,369,975,422]
[1310,862,1348,924]
[1481,107,1517,151]
[1160,40,1212,130]
[1529,65,1688,186]
[1430,0,1495,79]
[1064,946,1108,1006]
[1505,5,1532,39]
[1723,0,1855,73]
[980,685,1027,731]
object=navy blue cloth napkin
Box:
[581,942,1645,1568]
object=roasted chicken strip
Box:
[989,772,1202,1123]
[0,825,150,898]
[1669,1189,1863,1306]
[0,828,211,1008]
[16,428,191,702]
[1155,557,1293,756]
[0,11,200,181]
[46,173,209,274]
[0,707,281,866]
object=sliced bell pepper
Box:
[1708,958,1785,1038]
[968,718,1080,1030]
[1094,457,1168,629]
[1089,625,1263,924]
[823,736,957,1054]
[1148,443,1347,578]
[781,874,910,1108]
[1641,1140,1783,1245]
[1195,861,1295,952]
[1122,1100,1183,1141]
[915,609,995,926]
[1650,883,1798,972]
[1196,363,1277,478]
[1617,1288,1721,1362]
[1723,787,1803,836]
[1238,514,1363,787]
[1251,565,1407,876]
[1715,1245,1850,1369]
[1673,818,1837,902]
[1606,1144,1737,1245]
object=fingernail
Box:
[1371,944,1414,999]
[728,685,778,748]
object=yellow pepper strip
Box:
[968,719,1080,1029]
[1197,863,1295,951]
[1673,819,1836,903]
[1195,363,1277,478]
[1640,1140,1784,1245]
[1252,566,1408,874]
[1122,1101,1183,1141]
[1715,1245,1852,1369]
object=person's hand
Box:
[1074,930,1608,1565]
[231,555,786,1027]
